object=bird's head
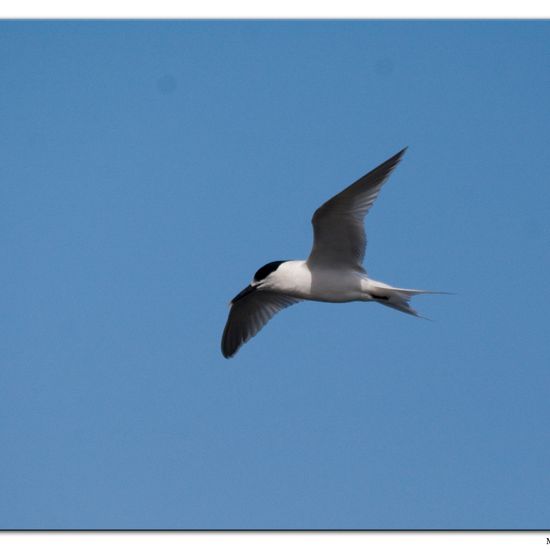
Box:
[230,260,288,304]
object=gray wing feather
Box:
[307,148,407,269]
[221,291,301,358]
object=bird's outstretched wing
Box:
[221,289,301,358]
[307,148,407,270]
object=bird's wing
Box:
[307,148,407,270]
[221,290,301,358]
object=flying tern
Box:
[222,148,442,358]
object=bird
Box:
[221,148,443,358]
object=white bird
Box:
[222,148,442,358]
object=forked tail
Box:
[368,282,449,319]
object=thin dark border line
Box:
[0,528,550,533]
[0,18,549,20]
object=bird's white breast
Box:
[268,260,366,303]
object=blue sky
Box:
[0,20,549,529]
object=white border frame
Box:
[1,0,550,18]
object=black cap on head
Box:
[253,260,287,282]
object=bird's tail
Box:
[367,282,450,319]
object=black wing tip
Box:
[221,325,239,359]
[221,337,239,359]
[390,146,408,163]
[371,146,408,176]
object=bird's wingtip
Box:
[221,344,235,359]
[384,147,408,166]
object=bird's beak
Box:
[230,284,257,305]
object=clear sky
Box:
[1,20,549,529]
